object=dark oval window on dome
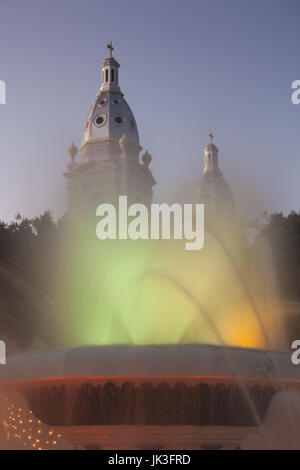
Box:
[96,116,104,125]
[94,114,106,127]
[115,116,123,124]
[130,119,135,129]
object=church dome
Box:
[81,42,139,148]
[82,92,139,146]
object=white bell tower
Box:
[64,43,156,217]
[195,132,235,225]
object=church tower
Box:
[195,132,235,226]
[64,42,156,216]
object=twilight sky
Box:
[0,0,299,222]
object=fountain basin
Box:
[0,344,299,428]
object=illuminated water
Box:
[1,220,300,449]
[51,223,286,351]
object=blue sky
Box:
[0,0,299,222]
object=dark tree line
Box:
[259,211,300,301]
[0,211,60,352]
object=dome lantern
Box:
[99,41,121,95]
[203,130,219,172]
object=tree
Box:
[0,212,60,353]
[260,211,300,300]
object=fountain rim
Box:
[0,343,298,384]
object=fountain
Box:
[0,344,299,449]
[0,229,299,450]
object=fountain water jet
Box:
[242,391,300,450]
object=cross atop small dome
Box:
[107,41,114,58]
[99,41,120,95]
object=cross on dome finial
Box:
[209,130,214,144]
[107,41,114,58]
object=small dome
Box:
[82,92,139,146]
[204,143,219,153]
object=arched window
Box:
[105,69,108,82]
[111,69,114,82]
